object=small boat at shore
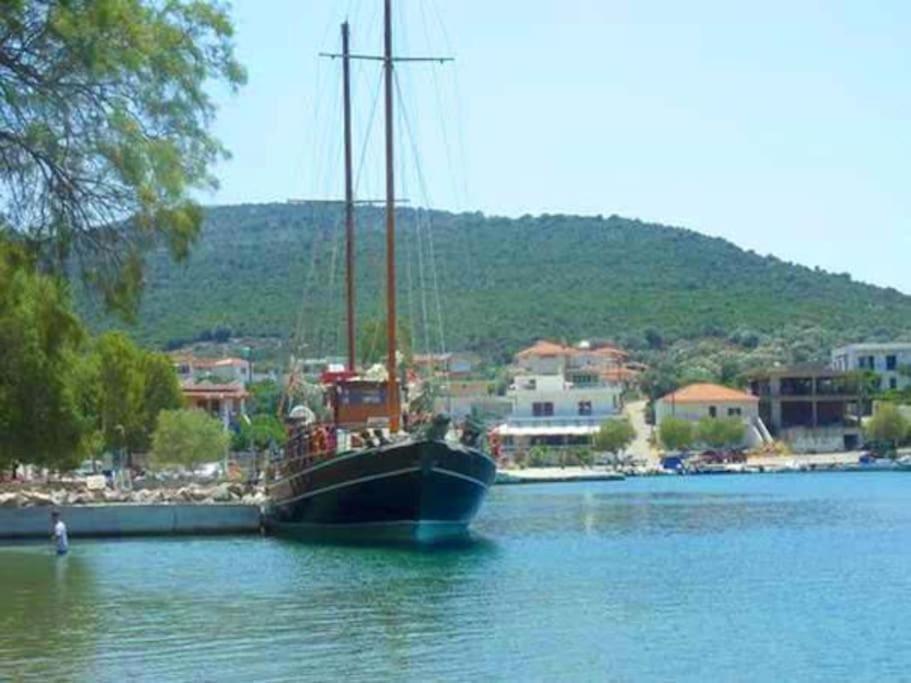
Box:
[264,1,495,543]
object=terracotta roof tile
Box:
[660,383,757,403]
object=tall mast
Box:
[342,21,356,372]
[383,0,400,431]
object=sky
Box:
[208,1,911,292]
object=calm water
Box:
[2,472,911,682]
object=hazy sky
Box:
[209,1,911,292]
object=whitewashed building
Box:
[494,373,623,454]
[831,343,911,391]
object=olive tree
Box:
[696,417,745,449]
[865,404,909,454]
[659,417,694,452]
[593,418,636,458]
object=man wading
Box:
[51,510,68,556]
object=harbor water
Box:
[2,472,910,682]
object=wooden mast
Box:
[383,0,400,431]
[342,21,356,372]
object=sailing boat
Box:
[265,1,496,542]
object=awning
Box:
[493,424,600,437]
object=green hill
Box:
[80,202,911,362]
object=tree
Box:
[93,332,145,453]
[844,370,881,420]
[865,404,909,454]
[248,379,282,416]
[82,331,183,457]
[0,0,245,314]
[151,408,228,470]
[593,418,636,456]
[138,351,184,448]
[659,417,694,452]
[232,414,287,452]
[0,241,88,471]
[696,416,745,449]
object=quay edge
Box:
[0,503,262,540]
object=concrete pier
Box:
[0,504,262,540]
[496,468,626,485]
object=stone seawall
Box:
[0,504,262,539]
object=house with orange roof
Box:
[515,339,630,376]
[655,383,768,448]
[181,379,249,430]
[171,354,252,386]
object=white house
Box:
[654,383,767,448]
[433,379,512,422]
[173,355,252,386]
[831,343,911,391]
[493,373,623,455]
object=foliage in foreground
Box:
[0,242,87,471]
[151,409,229,469]
[0,0,244,314]
[0,241,184,471]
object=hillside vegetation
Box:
[80,202,911,364]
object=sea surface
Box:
[2,472,910,682]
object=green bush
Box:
[865,404,909,453]
[151,409,229,470]
[593,418,636,455]
[696,416,745,449]
[659,417,694,451]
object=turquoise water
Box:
[2,472,910,682]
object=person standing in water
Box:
[51,510,68,555]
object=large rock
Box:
[68,491,93,505]
[102,489,127,503]
[241,491,267,505]
[174,488,192,503]
[189,485,211,502]
[0,492,21,508]
[23,491,55,506]
[211,483,233,502]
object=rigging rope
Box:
[393,72,448,359]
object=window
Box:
[532,402,554,417]
[860,355,875,370]
[727,407,742,417]
[708,406,717,418]
[578,401,592,416]
[890,377,898,390]
[887,355,897,371]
